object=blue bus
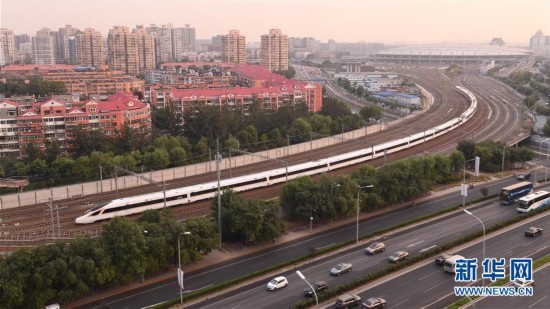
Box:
[517,190,550,213]
[500,181,533,205]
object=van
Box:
[443,255,465,273]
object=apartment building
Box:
[75,28,105,67]
[0,100,20,157]
[0,93,150,157]
[0,28,16,66]
[32,28,57,65]
[133,26,156,74]
[56,25,80,64]
[146,64,322,113]
[260,29,288,71]
[222,30,246,64]
[107,26,155,75]
[1,64,143,97]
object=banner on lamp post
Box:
[178,268,184,289]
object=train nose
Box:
[75,216,85,224]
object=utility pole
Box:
[47,198,56,239]
[216,152,222,250]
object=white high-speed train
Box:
[75,86,477,224]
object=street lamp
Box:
[464,209,486,289]
[177,231,191,304]
[356,185,373,243]
[296,270,318,306]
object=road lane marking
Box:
[407,240,425,248]
[529,295,548,308]
[420,245,437,252]
[417,270,439,281]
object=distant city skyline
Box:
[1,0,549,46]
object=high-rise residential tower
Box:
[133,26,156,73]
[107,26,154,75]
[75,28,105,67]
[260,29,288,71]
[108,26,139,75]
[147,24,173,65]
[0,28,16,66]
[173,24,196,56]
[222,30,246,64]
[32,28,57,65]
[57,25,80,64]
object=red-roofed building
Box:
[0,93,150,157]
[145,63,322,113]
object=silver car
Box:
[388,251,409,263]
[331,263,352,276]
[365,242,386,255]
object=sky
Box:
[1,0,549,46]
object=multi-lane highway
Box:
[85,175,538,308]
[336,212,550,309]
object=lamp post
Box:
[356,185,373,243]
[177,231,191,304]
[464,209,485,289]
[296,270,318,306]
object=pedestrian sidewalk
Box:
[65,182,470,308]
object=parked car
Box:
[266,276,288,291]
[335,293,362,308]
[435,253,452,265]
[362,297,387,309]
[512,277,534,288]
[388,251,409,263]
[525,227,543,237]
[303,280,328,297]
[517,173,531,181]
[365,242,386,255]
[331,263,353,276]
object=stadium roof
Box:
[376,44,531,57]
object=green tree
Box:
[30,159,49,176]
[457,140,476,160]
[100,218,148,284]
[359,106,383,122]
[44,139,63,166]
[320,97,352,119]
[151,101,184,136]
[169,146,188,166]
[142,148,170,170]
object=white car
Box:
[266,276,288,291]
[512,277,534,288]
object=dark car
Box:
[435,253,452,265]
[335,294,362,308]
[517,173,531,181]
[525,227,543,237]
[303,280,328,297]
[362,297,387,309]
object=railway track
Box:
[0,68,526,248]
